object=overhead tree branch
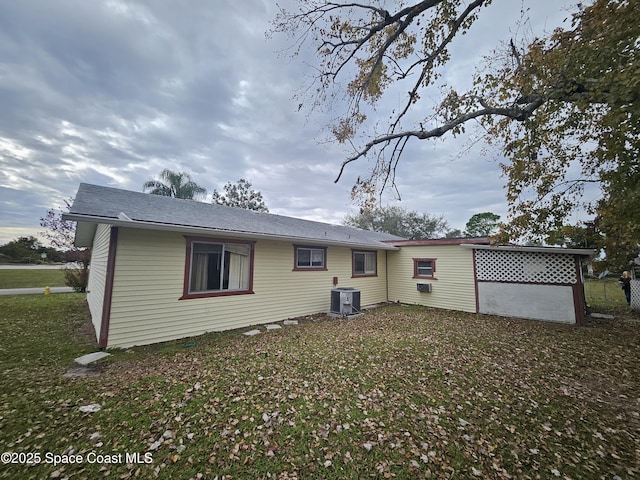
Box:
[389,0,487,132]
[335,95,545,182]
[272,0,639,247]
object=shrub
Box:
[63,267,89,293]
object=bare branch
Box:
[327,1,445,81]
[357,1,445,91]
[335,96,545,182]
[509,38,522,70]
[389,0,487,133]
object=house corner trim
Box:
[99,226,119,348]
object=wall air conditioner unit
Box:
[330,287,361,315]
[417,283,432,293]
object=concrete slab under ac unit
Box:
[327,312,363,319]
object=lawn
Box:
[0,268,66,289]
[0,295,638,480]
[584,277,631,311]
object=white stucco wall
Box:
[477,282,576,323]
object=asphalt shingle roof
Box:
[66,183,403,249]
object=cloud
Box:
[0,0,577,245]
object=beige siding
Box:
[86,224,111,340]
[387,245,476,313]
[107,228,388,348]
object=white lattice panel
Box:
[475,249,577,284]
[631,280,640,312]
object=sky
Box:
[0,0,580,246]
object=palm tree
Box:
[142,169,207,200]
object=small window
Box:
[413,258,436,279]
[353,250,377,276]
[182,237,254,299]
[294,245,327,270]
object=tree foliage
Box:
[40,199,91,292]
[464,212,500,237]
[546,223,600,250]
[344,206,448,239]
[484,0,640,244]
[212,179,269,212]
[143,169,207,201]
[40,199,78,252]
[593,172,640,270]
[546,221,639,271]
[272,0,639,250]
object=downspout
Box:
[471,249,479,314]
[385,250,389,302]
[99,226,119,349]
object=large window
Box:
[352,250,377,276]
[413,258,436,279]
[294,245,327,270]
[182,238,254,299]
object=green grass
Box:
[584,277,631,316]
[0,269,66,289]
[0,296,639,479]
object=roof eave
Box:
[63,213,400,251]
[386,237,491,247]
[459,244,596,256]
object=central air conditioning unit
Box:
[330,287,361,315]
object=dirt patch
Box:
[63,363,106,378]
[72,301,98,347]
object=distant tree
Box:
[143,169,207,200]
[40,199,91,292]
[0,236,64,264]
[0,236,41,263]
[211,179,269,212]
[464,212,501,237]
[444,229,463,239]
[344,206,448,240]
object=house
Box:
[387,239,593,325]
[64,183,594,349]
[64,183,404,348]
